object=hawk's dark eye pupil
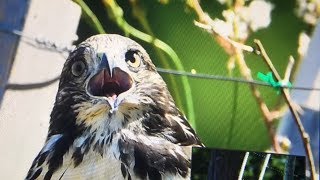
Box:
[130,58,136,63]
[125,50,141,68]
[125,51,136,62]
[71,61,86,77]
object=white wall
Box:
[0,0,80,179]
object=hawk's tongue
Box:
[88,68,133,99]
[106,93,118,101]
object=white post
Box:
[238,151,250,180]
[258,153,271,180]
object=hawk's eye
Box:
[71,60,86,77]
[125,50,141,68]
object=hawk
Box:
[26,34,202,180]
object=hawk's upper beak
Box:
[88,53,133,101]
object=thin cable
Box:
[1,26,319,91]
[0,25,74,54]
[156,68,320,91]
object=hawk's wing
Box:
[142,109,203,147]
[26,134,63,180]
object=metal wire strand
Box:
[1,26,320,91]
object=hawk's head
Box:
[49,34,175,138]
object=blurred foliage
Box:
[74,0,308,151]
[191,148,306,179]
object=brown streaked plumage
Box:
[26,34,202,180]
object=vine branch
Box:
[254,39,316,180]
[73,0,106,34]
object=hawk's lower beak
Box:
[88,67,133,101]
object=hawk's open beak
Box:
[88,67,133,101]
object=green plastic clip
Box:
[257,72,292,94]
